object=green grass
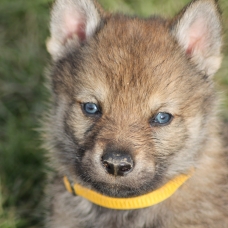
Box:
[0,0,51,227]
[0,0,227,227]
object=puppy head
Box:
[46,0,222,197]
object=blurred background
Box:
[0,0,227,227]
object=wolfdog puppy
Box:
[44,0,228,227]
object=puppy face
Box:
[47,0,221,197]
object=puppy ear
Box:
[47,0,102,60]
[171,0,222,76]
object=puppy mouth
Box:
[76,161,166,198]
[85,174,164,198]
[92,182,142,198]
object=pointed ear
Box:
[170,0,222,77]
[47,0,103,60]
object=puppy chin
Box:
[93,183,141,198]
[88,176,163,198]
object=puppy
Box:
[43,0,228,227]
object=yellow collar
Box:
[63,171,193,210]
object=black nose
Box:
[101,150,134,176]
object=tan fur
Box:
[43,0,228,227]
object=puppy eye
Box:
[82,103,101,116]
[150,112,173,126]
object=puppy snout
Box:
[101,150,134,176]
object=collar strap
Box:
[63,170,193,210]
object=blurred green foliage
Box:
[0,0,227,227]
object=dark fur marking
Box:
[62,104,81,146]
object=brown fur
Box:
[43,0,228,227]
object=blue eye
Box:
[151,112,172,126]
[83,103,101,115]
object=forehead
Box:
[68,15,205,112]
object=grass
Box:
[0,0,227,227]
